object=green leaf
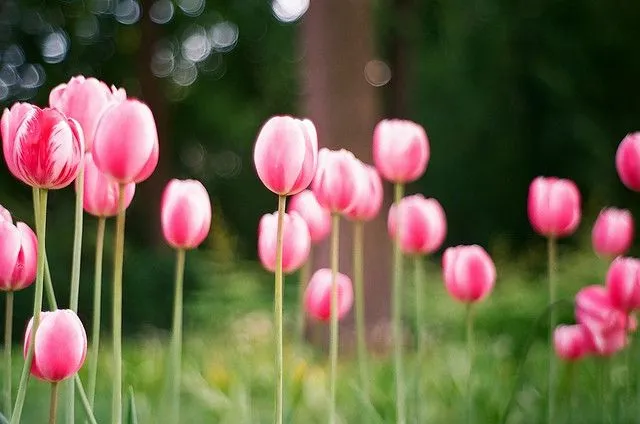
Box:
[126,386,139,424]
[0,412,9,424]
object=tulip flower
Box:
[528,177,582,238]
[554,324,593,361]
[388,195,447,255]
[81,153,136,218]
[288,190,331,244]
[605,256,640,312]
[344,164,384,222]
[258,212,311,274]
[304,269,354,322]
[616,132,640,191]
[442,245,496,304]
[592,208,634,258]
[575,285,629,354]
[372,119,430,184]
[311,148,368,214]
[49,75,126,152]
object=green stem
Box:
[74,376,98,424]
[10,188,48,424]
[599,358,607,424]
[298,254,312,345]
[413,256,425,423]
[466,305,475,424]
[3,291,13,417]
[169,249,186,423]
[111,185,127,424]
[353,220,369,399]
[566,362,575,424]
[49,382,59,424]
[329,213,341,424]
[274,195,286,424]
[44,255,57,310]
[65,166,84,424]
[87,218,106,410]
[392,182,406,424]
[547,236,557,424]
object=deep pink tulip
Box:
[49,75,126,152]
[442,245,496,303]
[253,116,318,196]
[575,285,629,354]
[258,211,311,274]
[372,119,430,183]
[80,153,136,217]
[527,176,581,238]
[311,148,368,214]
[92,99,159,184]
[605,256,640,312]
[616,132,640,191]
[0,205,37,291]
[553,325,593,361]
[592,208,634,258]
[304,268,354,322]
[1,103,84,189]
[161,179,212,250]
[23,309,87,382]
[288,189,331,243]
[388,194,447,255]
[344,164,384,222]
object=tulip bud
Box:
[288,190,331,243]
[258,211,311,274]
[304,268,354,321]
[161,179,212,249]
[388,194,446,255]
[311,148,368,214]
[616,132,640,191]
[344,164,384,222]
[605,256,640,312]
[592,208,634,258]
[373,119,430,183]
[0,205,37,291]
[442,245,496,303]
[527,176,581,238]
[80,153,136,217]
[553,325,593,361]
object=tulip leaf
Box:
[126,386,139,424]
[0,412,8,424]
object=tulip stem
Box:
[111,185,127,424]
[353,220,369,399]
[44,255,57,310]
[11,188,48,424]
[329,213,341,424]
[169,248,186,424]
[3,291,13,417]
[49,382,59,424]
[298,254,312,345]
[392,182,406,424]
[547,235,557,424]
[274,194,287,424]
[466,305,475,424]
[413,256,425,423]
[598,358,608,424]
[87,217,106,411]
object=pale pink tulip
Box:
[616,132,640,191]
[49,75,126,151]
[311,148,368,214]
[605,256,640,312]
[258,212,311,274]
[80,153,136,217]
[1,103,84,189]
[161,179,212,250]
[592,208,634,258]
[23,310,87,382]
[288,189,331,243]
[0,205,37,291]
[344,164,384,222]
[372,119,430,183]
[304,268,354,322]
[92,99,159,184]
[253,116,318,196]
[527,176,581,238]
[442,245,496,303]
[388,194,446,255]
[553,325,593,361]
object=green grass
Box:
[3,247,639,423]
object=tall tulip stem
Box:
[111,185,127,424]
[169,248,186,423]
[353,220,369,399]
[328,213,342,424]
[11,188,48,424]
[392,182,406,424]
[3,291,13,416]
[466,305,475,424]
[87,217,106,410]
[547,236,557,423]
[49,382,59,424]
[298,254,312,345]
[413,256,425,422]
[274,195,287,424]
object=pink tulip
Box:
[161,179,212,250]
[344,164,384,222]
[49,75,126,152]
[388,194,446,255]
[311,148,368,214]
[527,176,581,238]
[288,189,331,243]
[258,211,311,274]
[442,245,496,303]
[592,208,634,258]
[0,205,37,291]
[304,268,354,321]
[616,132,640,191]
[23,309,87,382]
[92,99,159,184]
[553,325,593,361]
[253,116,318,196]
[80,153,136,217]
[605,256,640,312]
[372,119,430,183]
[1,103,84,189]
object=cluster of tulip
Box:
[0,76,212,424]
